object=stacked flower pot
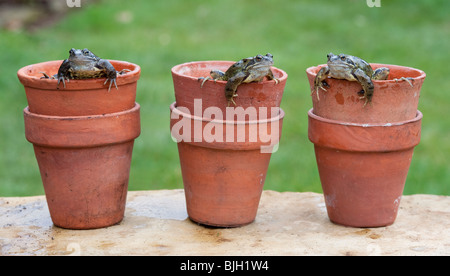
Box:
[18,60,141,229]
[306,64,426,227]
[170,61,288,227]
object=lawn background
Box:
[0,0,449,196]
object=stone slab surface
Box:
[0,190,449,256]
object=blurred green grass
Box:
[0,0,449,196]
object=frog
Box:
[41,48,125,91]
[199,53,279,106]
[314,53,413,106]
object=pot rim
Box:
[308,108,422,152]
[24,102,140,121]
[17,60,141,90]
[171,60,288,84]
[170,102,284,151]
[308,108,423,128]
[170,102,285,125]
[306,63,426,83]
[24,103,141,148]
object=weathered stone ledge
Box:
[1,190,449,255]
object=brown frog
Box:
[314,53,413,106]
[41,48,125,91]
[199,53,279,106]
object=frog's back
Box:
[352,56,373,75]
[223,60,244,79]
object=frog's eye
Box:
[255,55,263,61]
[340,55,346,61]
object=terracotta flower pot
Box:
[170,102,285,227]
[171,61,288,118]
[17,60,141,116]
[306,64,426,123]
[24,103,141,229]
[308,109,422,227]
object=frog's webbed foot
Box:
[313,81,329,101]
[40,72,68,89]
[227,94,238,107]
[103,69,130,91]
[198,76,213,88]
[313,66,330,101]
[359,95,372,107]
[362,97,370,107]
[104,77,118,92]
[266,70,280,85]
[57,76,69,89]
[118,69,131,75]
[394,77,414,87]
[198,70,225,88]
[356,90,373,107]
[40,72,54,79]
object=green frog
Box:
[199,53,279,106]
[41,48,122,91]
[314,53,413,106]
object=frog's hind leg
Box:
[225,73,246,106]
[266,69,280,84]
[198,70,225,88]
[353,68,374,107]
[394,77,414,87]
[313,66,330,100]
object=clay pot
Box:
[172,61,288,118]
[308,109,422,227]
[24,103,141,229]
[170,102,285,227]
[306,64,426,123]
[18,60,140,116]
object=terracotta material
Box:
[24,103,141,229]
[306,64,426,123]
[308,108,422,227]
[18,60,140,116]
[172,61,288,119]
[170,102,284,227]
